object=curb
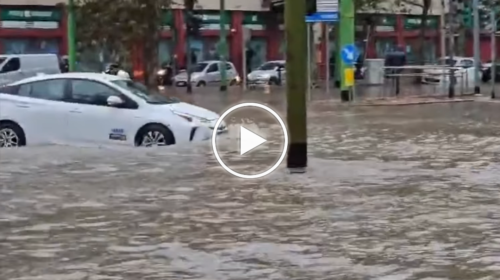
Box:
[353,98,475,107]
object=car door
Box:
[65,79,140,146]
[205,63,220,84]
[2,78,71,144]
[459,59,475,87]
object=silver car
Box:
[173,60,240,87]
[247,60,286,86]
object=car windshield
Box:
[112,80,179,104]
[257,62,280,71]
[438,58,457,66]
[192,63,208,72]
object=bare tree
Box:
[398,0,434,64]
[75,0,172,86]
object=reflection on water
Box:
[2,101,500,279]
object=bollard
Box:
[264,84,271,94]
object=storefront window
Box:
[188,38,222,63]
[3,38,59,54]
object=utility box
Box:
[365,59,385,85]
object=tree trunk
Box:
[142,22,160,87]
[417,6,429,65]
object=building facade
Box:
[1,0,495,75]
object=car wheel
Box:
[136,124,175,147]
[0,122,25,148]
[197,81,206,87]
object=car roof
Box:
[267,60,286,63]
[198,60,233,64]
[9,72,127,85]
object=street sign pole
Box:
[491,9,497,99]
[242,27,251,91]
[338,0,354,102]
[307,23,311,101]
[67,0,76,72]
[325,24,330,94]
[305,0,339,97]
[473,0,481,94]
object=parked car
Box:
[247,60,286,86]
[0,54,61,86]
[0,72,227,148]
[173,60,240,87]
[422,56,475,84]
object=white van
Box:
[0,54,61,86]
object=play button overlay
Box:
[211,102,288,179]
[240,126,267,155]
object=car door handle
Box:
[69,109,82,113]
[15,104,29,108]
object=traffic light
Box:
[185,12,203,36]
[306,0,317,15]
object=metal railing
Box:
[357,65,473,98]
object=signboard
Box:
[404,16,438,30]
[0,8,61,29]
[305,0,339,23]
[341,44,360,65]
[0,9,61,21]
[316,0,339,12]
[192,11,231,30]
[344,68,354,86]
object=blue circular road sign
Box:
[341,44,360,65]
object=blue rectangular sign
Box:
[305,12,339,23]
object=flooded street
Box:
[2,91,500,280]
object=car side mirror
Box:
[107,95,124,106]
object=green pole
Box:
[285,0,307,172]
[338,0,355,101]
[218,0,228,91]
[67,0,77,72]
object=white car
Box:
[247,60,286,86]
[0,72,227,148]
[173,60,240,87]
[422,56,475,85]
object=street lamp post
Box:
[218,0,228,91]
[67,0,77,71]
[285,0,307,173]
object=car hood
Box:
[163,102,220,120]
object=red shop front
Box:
[0,5,66,55]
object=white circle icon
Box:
[211,103,289,179]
